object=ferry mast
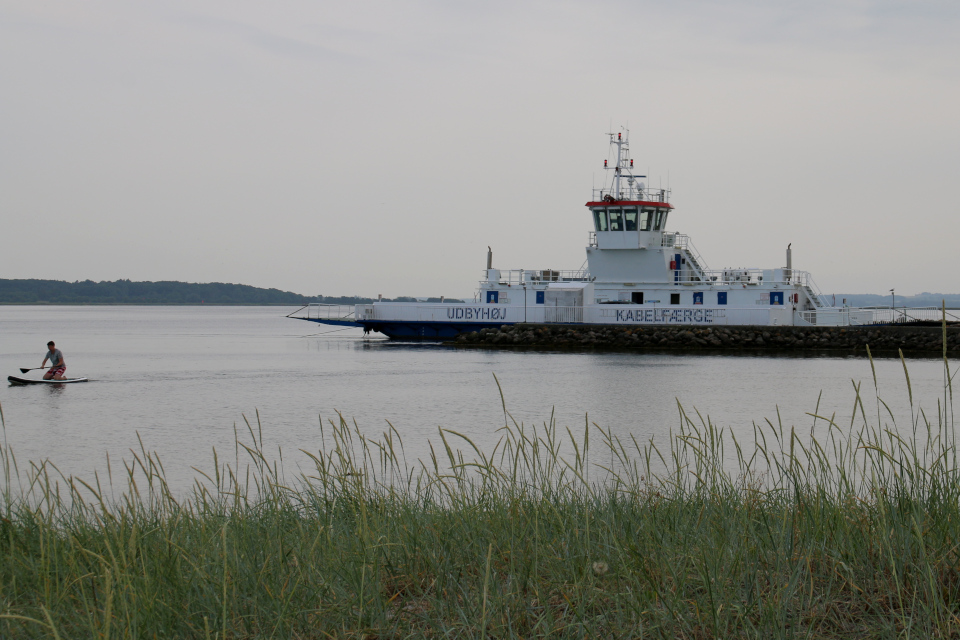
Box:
[602,129,647,202]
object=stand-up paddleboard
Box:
[8,375,88,385]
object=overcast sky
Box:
[2,0,958,298]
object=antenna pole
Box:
[603,128,647,200]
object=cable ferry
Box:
[291,130,878,339]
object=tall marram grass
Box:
[1,341,958,637]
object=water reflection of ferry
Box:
[291,130,934,340]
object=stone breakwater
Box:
[453,324,960,354]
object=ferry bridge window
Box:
[654,209,667,230]
[608,208,623,231]
[639,209,652,231]
[593,208,608,232]
[623,207,638,231]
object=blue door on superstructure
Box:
[487,291,499,303]
[717,292,727,305]
[770,291,784,305]
[536,291,545,304]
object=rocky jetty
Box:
[453,324,960,354]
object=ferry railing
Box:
[662,233,711,272]
[544,305,584,323]
[796,307,960,327]
[661,232,688,250]
[796,309,870,326]
[592,187,671,203]
[858,307,960,325]
[673,267,763,284]
[480,268,593,287]
[287,303,357,322]
[670,267,821,288]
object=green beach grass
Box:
[1,340,958,638]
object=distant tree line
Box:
[0,279,465,305]
[0,279,316,305]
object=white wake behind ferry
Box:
[293,130,879,339]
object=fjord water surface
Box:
[0,306,948,491]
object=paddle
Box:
[19,366,50,374]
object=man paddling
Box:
[41,341,66,380]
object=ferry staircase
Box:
[684,250,709,282]
[674,242,710,282]
[802,283,825,308]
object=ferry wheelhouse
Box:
[292,130,876,339]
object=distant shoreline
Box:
[0,278,316,306]
[0,279,462,306]
[0,302,305,306]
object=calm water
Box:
[0,306,951,491]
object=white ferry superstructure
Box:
[292,130,877,339]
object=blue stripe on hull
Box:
[363,321,516,340]
[298,318,363,328]
[295,317,514,340]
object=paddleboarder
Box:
[41,341,66,380]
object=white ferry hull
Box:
[295,298,878,340]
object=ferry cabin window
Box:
[608,208,623,231]
[593,209,608,232]
[653,209,666,230]
[623,207,638,231]
[670,293,680,305]
[639,210,651,231]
